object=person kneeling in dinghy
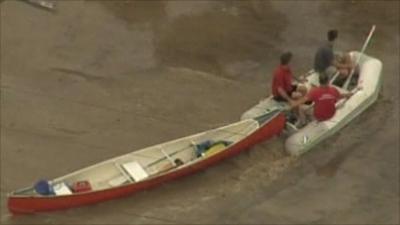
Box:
[272,51,307,102]
[289,73,353,127]
[332,52,359,87]
[272,51,307,124]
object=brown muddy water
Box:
[1,0,399,224]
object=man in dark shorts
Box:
[272,52,306,102]
[290,73,353,125]
[314,29,354,83]
[314,29,338,78]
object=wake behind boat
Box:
[8,110,285,214]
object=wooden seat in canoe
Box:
[120,161,149,182]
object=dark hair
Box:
[280,52,292,65]
[327,29,338,41]
[319,73,330,85]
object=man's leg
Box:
[290,89,307,127]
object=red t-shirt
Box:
[272,65,293,97]
[307,86,340,121]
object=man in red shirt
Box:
[272,52,306,102]
[290,73,353,124]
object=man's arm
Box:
[339,92,353,99]
[337,86,361,99]
[333,60,352,70]
[292,74,308,83]
[277,87,292,101]
[289,95,310,109]
[339,87,360,99]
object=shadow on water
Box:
[99,1,288,78]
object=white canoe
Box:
[241,51,383,155]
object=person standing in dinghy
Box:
[272,52,307,102]
[289,73,353,125]
[314,29,353,82]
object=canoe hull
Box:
[8,113,285,214]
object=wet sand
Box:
[1,0,399,224]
